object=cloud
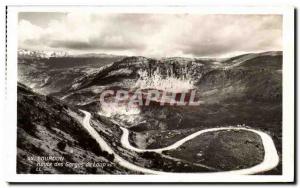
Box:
[18,13,282,57]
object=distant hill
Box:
[18,50,125,94]
[59,51,282,106]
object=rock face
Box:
[62,56,203,93]
[59,51,281,105]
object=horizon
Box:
[18,47,283,59]
[18,13,282,58]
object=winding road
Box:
[79,110,279,175]
[79,110,168,174]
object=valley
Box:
[17,50,282,174]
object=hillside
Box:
[17,83,128,174]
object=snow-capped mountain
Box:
[18,49,69,58]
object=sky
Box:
[18,12,282,58]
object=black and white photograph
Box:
[3,5,295,183]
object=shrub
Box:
[57,141,67,151]
[141,151,158,159]
[106,153,115,161]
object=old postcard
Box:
[4,6,295,183]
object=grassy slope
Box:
[17,83,129,174]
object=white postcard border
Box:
[5,5,295,183]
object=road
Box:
[80,110,168,174]
[80,110,279,175]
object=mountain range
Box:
[17,50,282,174]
